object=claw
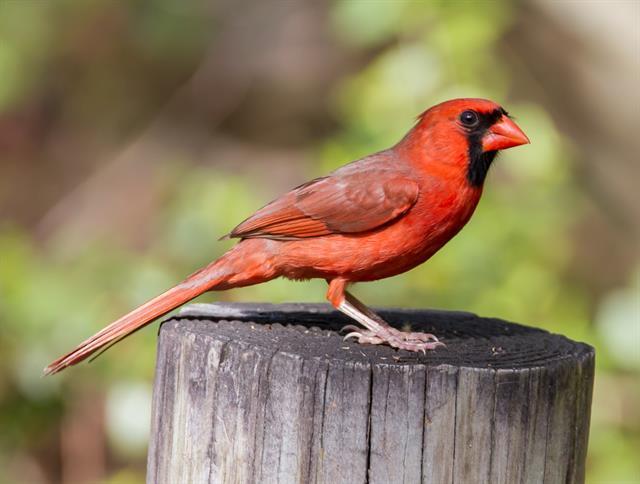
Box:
[342,330,384,345]
[401,332,439,343]
[342,327,445,353]
[343,331,361,341]
[332,290,445,354]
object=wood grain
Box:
[147,303,595,484]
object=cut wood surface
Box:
[147,303,594,484]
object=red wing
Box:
[227,171,419,240]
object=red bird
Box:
[45,98,529,375]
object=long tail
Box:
[44,242,277,375]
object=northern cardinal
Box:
[45,98,529,375]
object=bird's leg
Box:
[326,279,444,352]
[344,291,442,344]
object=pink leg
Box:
[326,279,445,353]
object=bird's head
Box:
[405,98,530,186]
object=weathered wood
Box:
[147,303,595,484]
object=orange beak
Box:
[482,116,530,152]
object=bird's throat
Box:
[461,107,503,187]
[466,146,498,187]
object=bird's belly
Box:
[278,193,480,282]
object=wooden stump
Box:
[147,303,594,484]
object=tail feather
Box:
[45,238,278,375]
[44,271,222,375]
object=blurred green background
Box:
[1,0,638,483]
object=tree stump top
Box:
[172,302,592,370]
[150,303,595,483]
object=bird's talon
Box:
[339,320,446,353]
[343,332,361,341]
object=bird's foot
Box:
[341,325,445,353]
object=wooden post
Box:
[147,303,594,484]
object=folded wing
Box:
[227,169,419,240]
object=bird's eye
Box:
[460,110,479,127]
